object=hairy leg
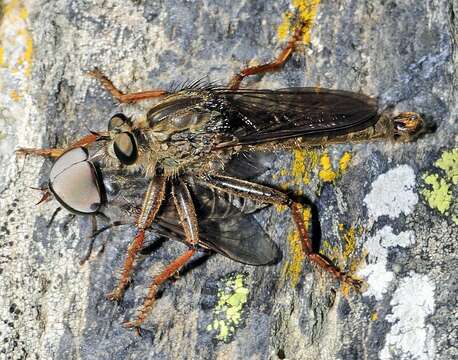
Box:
[200,175,362,290]
[125,178,201,329]
[88,68,168,103]
[228,26,304,90]
[107,175,167,301]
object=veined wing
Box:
[214,87,378,147]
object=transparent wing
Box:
[153,180,281,266]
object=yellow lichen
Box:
[282,207,311,287]
[339,152,352,172]
[277,12,293,40]
[277,0,321,44]
[341,225,357,259]
[293,0,321,44]
[319,152,337,182]
[292,148,319,185]
[370,311,378,321]
[0,0,33,76]
[10,89,21,101]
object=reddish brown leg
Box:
[124,248,196,329]
[228,26,304,90]
[124,179,201,329]
[16,132,104,159]
[16,147,65,158]
[171,179,200,245]
[88,68,168,103]
[107,175,167,301]
[200,175,362,290]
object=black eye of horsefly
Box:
[48,147,104,214]
[113,132,138,165]
[108,113,129,131]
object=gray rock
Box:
[1,1,456,359]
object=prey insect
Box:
[17,26,425,330]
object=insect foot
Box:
[343,275,366,292]
[106,289,124,302]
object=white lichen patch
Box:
[358,226,415,300]
[364,165,419,220]
[379,272,436,360]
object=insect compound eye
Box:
[49,147,104,214]
[113,132,138,165]
[108,113,129,131]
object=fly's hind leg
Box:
[88,68,168,103]
[200,175,363,290]
[228,25,304,90]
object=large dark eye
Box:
[108,113,129,131]
[113,132,138,165]
[49,147,104,214]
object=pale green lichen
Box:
[421,174,452,214]
[206,273,249,342]
[435,148,458,185]
[421,148,458,224]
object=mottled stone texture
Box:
[0,1,457,359]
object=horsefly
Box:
[17,25,425,330]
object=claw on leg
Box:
[106,229,146,302]
[124,249,196,329]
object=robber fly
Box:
[17,26,425,330]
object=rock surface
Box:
[0,0,457,359]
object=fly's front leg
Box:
[16,147,65,158]
[107,175,167,301]
[124,248,196,329]
[201,175,362,290]
[125,178,199,329]
[228,26,304,90]
[88,68,168,103]
[16,133,103,159]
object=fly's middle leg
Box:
[88,68,168,103]
[228,25,304,90]
[200,174,362,290]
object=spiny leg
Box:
[228,26,304,90]
[16,132,103,159]
[88,68,168,104]
[107,175,167,301]
[16,147,65,158]
[125,178,201,329]
[124,248,196,329]
[200,175,362,290]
